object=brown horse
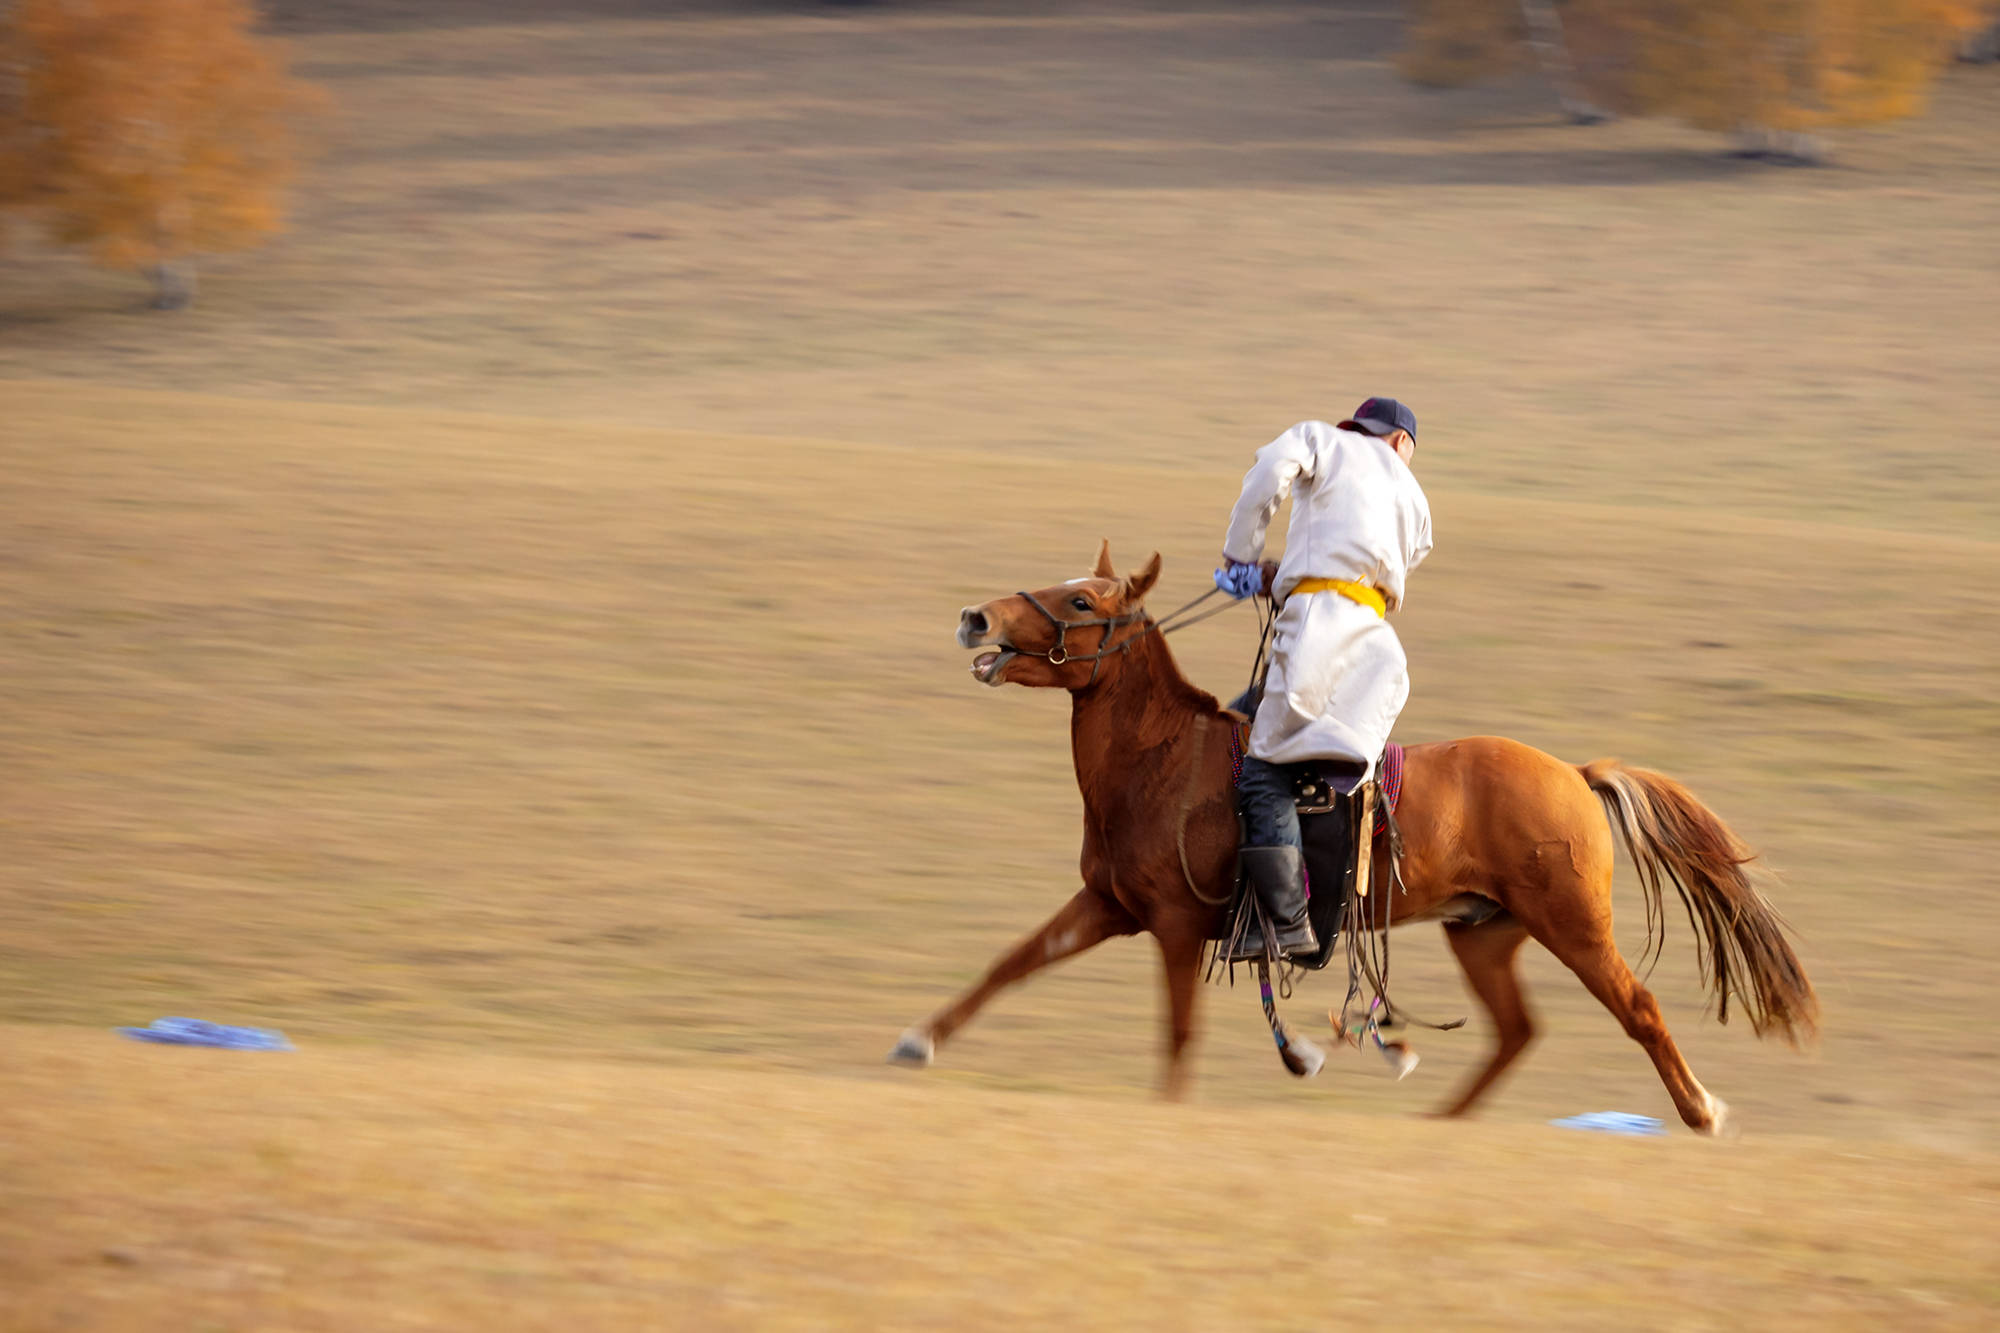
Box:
[888,543,1817,1135]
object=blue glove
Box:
[1213,560,1263,600]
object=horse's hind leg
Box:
[1435,915,1535,1118]
[1522,910,1729,1136]
[888,886,1138,1068]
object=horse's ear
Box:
[1121,551,1162,605]
[1091,539,1116,580]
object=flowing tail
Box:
[1581,760,1819,1045]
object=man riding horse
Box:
[905,413,1811,1129]
[1214,397,1433,961]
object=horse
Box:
[887,543,1817,1135]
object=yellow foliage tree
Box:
[1593,0,1981,158]
[0,0,314,308]
[1398,0,1982,159]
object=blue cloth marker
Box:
[1549,1111,1666,1136]
[118,1017,293,1051]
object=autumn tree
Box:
[1601,0,1981,160]
[1399,0,1982,161]
[0,0,314,308]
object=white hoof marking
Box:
[886,1028,935,1069]
[1282,1034,1326,1079]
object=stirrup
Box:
[1236,844,1316,960]
[1221,903,1317,963]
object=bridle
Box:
[1004,579,1263,912]
[1010,584,1241,688]
[1011,590,1151,688]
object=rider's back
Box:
[1229,421,1432,610]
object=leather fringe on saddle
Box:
[1206,780,1467,1036]
[1333,795,1466,1040]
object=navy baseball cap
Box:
[1339,397,1417,442]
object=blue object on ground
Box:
[1549,1111,1666,1136]
[118,1017,293,1051]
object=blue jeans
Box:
[1227,688,1309,850]
[1238,754,1308,850]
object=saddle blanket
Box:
[1375,740,1405,829]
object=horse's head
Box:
[957,540,1161,690]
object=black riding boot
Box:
[1240,845,1318,961]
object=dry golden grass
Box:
[2,1026,1996,1331]
[4,379,1996,1136]
[3,4,1997,533]
[3,2,1998,1327]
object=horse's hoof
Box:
[1384,1043,1420,1081]
[1698,1096,1736,1139]
[886,1029,934,1069]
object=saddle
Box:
[1214,735,1406,972]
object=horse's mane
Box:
[1126,615,1232,722]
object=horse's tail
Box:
[1581,759,1819,1046]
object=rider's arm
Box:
[1408,499,1435,575]
[1381,489,1434,614]
[1221,421,1326,564]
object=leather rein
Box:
[1009,590,1149,687]
[1010,585,1241,688]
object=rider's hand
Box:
[1214,560,1263,600]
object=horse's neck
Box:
[1069,632,1209,817]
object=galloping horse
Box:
[889,544,1817,1135]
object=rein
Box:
[1012,586,1238,688]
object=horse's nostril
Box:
[964,609,989,635]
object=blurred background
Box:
[3,2,1997,1328]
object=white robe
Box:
[1222,421,1434,773]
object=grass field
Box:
[5,1028,1996,1331]
[3,2,1998,1327]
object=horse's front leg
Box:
[1154,918,1205,1101]
[888,886,1138,1068]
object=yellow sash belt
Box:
[1287,577,1387,618]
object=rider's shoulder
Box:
[1274,419,1347,449]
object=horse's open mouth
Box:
[970,647,1018,685]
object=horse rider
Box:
[1213,398,1434,960]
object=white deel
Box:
[1221,420,1434,774]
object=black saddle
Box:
[1292,763,1367,971]
[1211,760,1370,972]
[1216,688,1370,969]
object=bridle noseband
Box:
[1012,589,1152,687]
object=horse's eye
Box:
[1070,596,1092,612]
